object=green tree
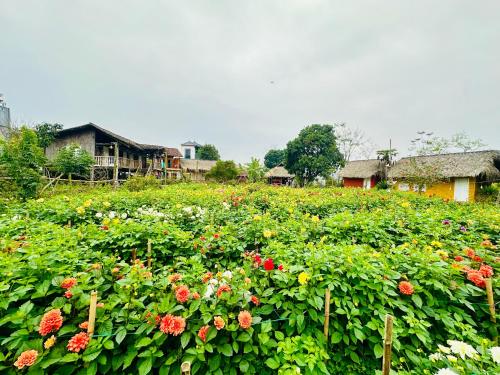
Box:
[52,143,94,182]
[246,157,266,183]
[0,126,46,199]
[34,123,63,150]
[197,144,220,160]
[285,124,343,185]
[205,160,239,182]
[264,149,285,168]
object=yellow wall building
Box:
[389,151,499,202]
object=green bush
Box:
[122,175,161,191]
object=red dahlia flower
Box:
[467,270,485,288]
[216,284,231,297]
[454,256,463,262]
[198,325,210,342]
[61,277,77,289]
[251,295,260,306]
[264,258,274,271]
[175,285,191,303]
[479,264,493,278]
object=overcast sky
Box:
[1,0,499,162]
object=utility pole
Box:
[113,142,119,188]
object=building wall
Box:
[393,178,477,202]
[46,129,96,160]
[180,145,196,159]
[343,178,364,188]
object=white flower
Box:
[95,212,103,218]
[203,285,214,299]
[295,367,301,374]
[183,207,193,214]
[429,353,444,362]
[436,369,458,375]
[108,211,116,219]
[222,202,230,210]
[447,340,478,360]
[209,278,218,286]
[222,271,233,280]
[121,213,127,219]
[446,355,457,362]
[491,347,500,364]
[437,344,451,354]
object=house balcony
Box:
[94,156,142,169]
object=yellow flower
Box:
[102,217,110,225]
[253,215,262,221]
[103,201,111,208]
[263,229,273,238]
[431,241,443,248]
[36,198,45,203]
[76,206,85,215]
[372,252,381,258]
[83,199,92,207]
[298,272,310,285]
[401,201,410,208]
[347,256,353,264]
[311,216,320,223]
[400,243,410,249]
[111,218,120,225]
[412,239,418,245]
[44,335,56,349]
[436,250,448,259]
[288,208,294,214]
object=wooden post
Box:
[147,239,152,268]
[323,288,331,339]
[382,314,393,375]
[113,142,119,188]
[87,291,98,339]
[131,248,137,263]
[485,278,498,344]
[181,361,191,375]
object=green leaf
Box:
[208,353,221,372]
[265,357,280,369]
[218,343,233,357]
[138,356,152,375]
[412,294,423,309]
[331,332,342,344]
[115,328,127,345]
[374,343,383,358]
[181,332,190,349]
[135,337,152,348]
[239,360,249,372]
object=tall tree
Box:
[34,123,63,150]
[52,143,94,182]
[264,149,285,168]
[0,126,46,199]
[285,124,343,186]
[246,157,266,183]
[335,123,369,162]
[197,144,220,160]
[450,132,486,152]
[410,131,450,156]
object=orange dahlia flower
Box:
[168,273,182,283]
[160,314,186,336]
[479,264,493,278]
[79,321,89,330]
[67,332,89,353]
[61,277,77,289]
[398,281,414,295]
[214,316,225,330]
[14,350,38,369]
[39,309,63,336]
[216,284,231,298]
[238,310,252,329]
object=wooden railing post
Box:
[88,291,98,340]
[382,314,393,375]
[181,361,191,375]
[147,239,152,268]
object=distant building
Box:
[339,159,385,189]
[180,141,202,160]
[0,94,11,138]
[46,123,182,181]
[388,150,500,202]
[265,166,294,186]
[180,159,217,181]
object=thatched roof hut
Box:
[388,150,500,181]
[265,166,294,178]
[339,159,385,178]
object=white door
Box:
[454,178,469,202]
[363,178,371,189]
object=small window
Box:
[413,184,426,192]
[399,183,409,191]
[185,148,191,159]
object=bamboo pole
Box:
[323,288,331,339]
[382,314,393,375]
[131,249,137,263]
[147,239,152,268]
[181,361,191,375]
[87,291,98,339]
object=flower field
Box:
[0,184,499,374]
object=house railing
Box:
[94,156,141,169]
